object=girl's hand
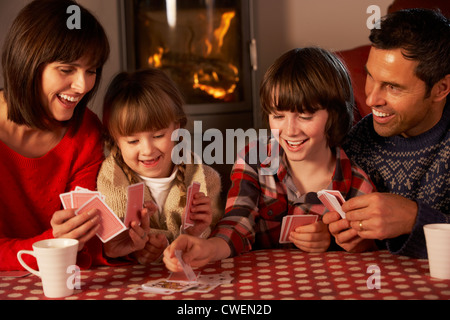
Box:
[289,220,331,253]
[133,233,168,265]
[103,209,151,258]
[185,192,213,237]
[50,209,100,251]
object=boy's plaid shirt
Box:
[211,141,375,256]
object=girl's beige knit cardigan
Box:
[97,153,223,242]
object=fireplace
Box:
[121,0,257,199]
[122,0,256,123]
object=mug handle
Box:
[17,250,40,277]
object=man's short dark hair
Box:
[369,9,450,96]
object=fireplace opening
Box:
[124,0,253,107]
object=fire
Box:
[192,11,238,100]
[193,72,237,100]
[214,11,235,50]
[146,10,239,101]
[148,47,164,68]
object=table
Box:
[1,250,449,300]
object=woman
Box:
[0,0,110,270]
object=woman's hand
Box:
[50,209,100,251]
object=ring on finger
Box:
[359,221,364,232]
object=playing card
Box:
[183,182,200,229]
[75,195,126,243]
[279,215,318,244]
[141,279,196,295]
[197,273,234,285]
[175,249,197,282]
[72,191,101,209]
[317,189,346,219]
[59,192,73,209]
[124,182,145,228]
[188,282,220,293]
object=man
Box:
[324,9,449,258]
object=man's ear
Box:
[432,74,450,103]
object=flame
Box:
[214,11,235,50]
[193,63,239,100]
[146,10,239,101]
[192,11,238,100]
[148,47,164,68]
[193,81,237,100]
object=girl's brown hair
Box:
[260,47,354,148]
[1,0,109,131]
[103,68,188,204]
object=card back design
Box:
[75,196,126,243]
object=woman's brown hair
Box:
[260,47,354,148]
[1,0,109,131]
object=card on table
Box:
[183,181,200,229]
[141,279,197,295]
[141,271,233,294]
[75,195,126,243]
[124,182,145,228]
[317,189,346,219]
[279,214,318,244]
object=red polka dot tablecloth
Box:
[1,250,449,300]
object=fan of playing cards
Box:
[278,189,346,244]
[59,183,146,243]
[138,250,233,295]
[317,189,346,219]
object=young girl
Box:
[97,68,223,264]
[164,47,377,271]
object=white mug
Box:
[17,238,79,298]
[424,224,450,280]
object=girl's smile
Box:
[116,122,180,179]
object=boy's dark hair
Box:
[369,8,450,96]
[260,47,354,148]
[2,0,109,131]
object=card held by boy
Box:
[279,215,318,243]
